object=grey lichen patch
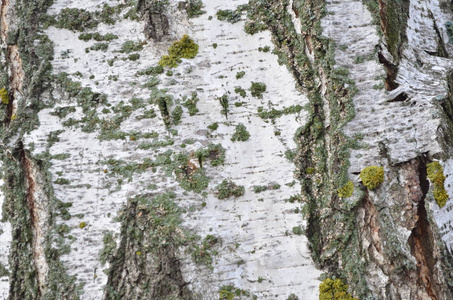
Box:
[257,105,302,122]
[185,0,206,18]
[218,284,256,300]
[194,143,226,167]
[216,5,248,24]
[189,234,220,269]
[252,182,280,193]
[181,92,199,116]
[43,4,124,31]
[173,153,209,193]
[215,180,245,199]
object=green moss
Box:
[104,191,194,298]
[359,166,384,190]
[0,87,9,104]
[245,0,370,295]
[253,182,280,193]
[136,139,174,150]
[236,71,245,79]
[48,8,99,31]
[285,149,296,161]
[231,123,250,142]
[219,286,235,300]
[173,154,210,193]
[99,232,117,265]
[194,143,226,166]
[234,86,246,98]
[190,234,219,268]
[49,106,76,118]
[120,40,144,53]
[215,180,245,199]
[127,53,140,61]
[158,35,199,68]
[319,278,358,300]
[181,92,199,115]
[78,32,118,42]
[257,105,302,121]
[207,122,219,130]
[154,90,173,126]
[427,161,449,207]
[446,22,453,44]
[216,9,242,23]
[186,0,206,18]
[54,178,70,185]
[137,65,164,76]
[171,105,183,125]
[79,222,87,229]
[244,20,267,35]
[381,0,409,63]
[88,42,109,51]
[337,181,354,198]
[292,226,303,235]
[250,82,266,98]
[218,94,229,117]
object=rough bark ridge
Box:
[104,194,193,300]
[137,0,170,41]
[1,0,80,299]
[249,0,453,299]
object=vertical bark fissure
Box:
[1,0,24,124]
[407,159,441,300]
[18,142,49,297]
[377,0,409,91]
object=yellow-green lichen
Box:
[158,35,199,68]
[319,278,358,300]
[360,166,384,190]
[427,161,449,207]
[0,88,9,104]
[337,181,354,198]
[79,222,87,229]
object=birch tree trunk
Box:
[1,0,453,299]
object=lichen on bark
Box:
[1,0,81,299]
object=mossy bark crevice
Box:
[3,142,81,300]
[438,71,453,157]
[104,194,193,300]
[21,143,49,297]
[1,0,81,298]
[377,0,409,91]
[136,0,170,41]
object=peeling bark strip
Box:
[21,144,49,297]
